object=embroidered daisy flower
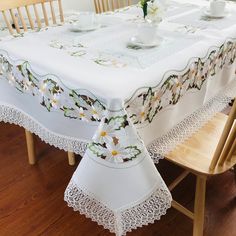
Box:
[91,104,104,121]
[188,62,198,85]
[11,66,25,83]
[50,93,61,109]
[93,120,115,144]
[173,76,190,97]
[195,72,204,89]
[39,81,48,96]
[146,0,164,23]
[37,81,51,109]
[22,78,33,92]
[152,90,163,107]
[129,89,153,124]
[105,142,127,164]
[77,107,89,122]
[7,73,16,86]
[0,63,7,75]
[138,105,150,123]
[172,77,182,95]
[148,90,163,121]
[161,89,173,108]
[138,90,153,123]
[91,106,100,120]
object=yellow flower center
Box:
[176,82,181,87]
[40,85,46,92]
[100,131,107,137]
[52,99,57,104]
[154,96,160,102]
[79,113,85,117]
[111,150,118,156]
[140,112,145,117]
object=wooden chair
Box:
[0,0,64,35]
[165,97,236,236]
[0,0,76,166]
[94,0,134,13]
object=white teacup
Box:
[210,0,226,16]
[78,12,96,28]
[137,23,157,44]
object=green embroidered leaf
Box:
[41,98,52,112]
[70,51,86,57]
[93,100,106,111]
[44,79,64,94]
[63,107,78,119]
[127,44,142,50]
[108,115,128,130]
[124,146,142,161]
[88,143,106,157]
[143,88,153,106]
[70,90,93,108]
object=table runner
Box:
[0,1,235,235]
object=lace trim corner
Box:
[64,181,172,236]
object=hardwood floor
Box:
[0,123,236,236]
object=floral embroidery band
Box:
[0,57,106,123]
[0,40,235,126]
[126,40,236,125]
[0,39,235,163]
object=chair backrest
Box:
[210,98,236,170]
[0,0,64,35]
[224,123,236,163]
[94,0,133,13]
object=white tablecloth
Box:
[0,1,236,235]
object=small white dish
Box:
[128,36,163,48]
[69,23,101,32]
[203,8,229,18]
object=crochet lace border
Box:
[0,104,88,156]
[148,80,236,163]
[64,180,172,236]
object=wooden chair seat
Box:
[166,112,235,175]
[164,98,236,236]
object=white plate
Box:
[128,36,163,48]
[203,9,229,18]
[69,23,101,32]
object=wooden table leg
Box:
[68,152,76,166]
[25,129,36,165]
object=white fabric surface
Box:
[0,1,236,235]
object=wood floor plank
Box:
[0,123,236,236]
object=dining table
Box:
[0,0,235,235]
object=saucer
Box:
[203,9,229,18]
[69,23,101,32]
[128,36,163,48]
